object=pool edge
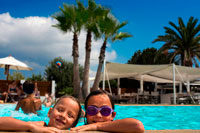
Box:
[1,130,200,133]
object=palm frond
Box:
[112,32,132,41]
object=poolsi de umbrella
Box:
[0,55,32,81]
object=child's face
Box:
[86,94,116,124]
[47,97,52,102]
[48,98,79,129]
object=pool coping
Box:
[1,130,200,133]
[63,130,200,133]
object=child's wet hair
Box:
[23,81,35,94]
[53,95,82,127]
[84,90,115,110]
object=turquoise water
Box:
[0,104,200,130]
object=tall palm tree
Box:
[153,16,200,67]
[92,14,132,91]
[52,2,85,98]
[81,0,109,98]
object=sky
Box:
[0,0,200,79]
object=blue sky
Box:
[0,0,200,79]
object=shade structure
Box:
[0,56,32,80]
[0,56,32,71]
[104,62,200,83]
[103,62,200,104]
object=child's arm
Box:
[42,94,48,104]
[71,118,144,133]
[34,98,42,110]
[15,101,21,110]
[0,117,60,133]
[0,117,31,131]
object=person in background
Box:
[15,81,42,114]
[0,95,82,132]
[0,91,8,103]
[42,93,53,107]
[8,81,18,93]
[8,81,19,102]
[71,90,145,133]
[34,82,40,98]
[16,82,25,99]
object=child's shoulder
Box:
[20,97,35,103]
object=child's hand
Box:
[70,123,100,131]
[30,123,61,133]
[32,126,61,133]
[45,93,49,98]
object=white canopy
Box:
[0,56,32,71]
[0,56,32,80]
[105,62,200,83]
[103,62,200,104]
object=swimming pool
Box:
[0,104,200,130]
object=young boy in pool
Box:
[0,95,82,132]
[15,81,42,114]
[71,90,145,133]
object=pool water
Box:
[0,104,50,124]
[0,104,200,130]
[114,105,200,130]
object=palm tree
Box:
[81,0,109,98]
[52,2,85,98]
[153,16,200,67]
[92,14,132,91]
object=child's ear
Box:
[47,108,53,117]
[111,112,116,119]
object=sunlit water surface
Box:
[0,104,200,130]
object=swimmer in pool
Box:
[0,95,82,132]
[71,90,144,133]
[15,81,42,114]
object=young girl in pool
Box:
[0,95,82,133]
[71,90,145,133]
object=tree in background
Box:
[127,47,173,64]
[8,71,25,80]
[44,57,83,97]
[53,0,131,98]
[92,14,132,91]
[53,1,85,99]
[153,16,200,67]
[26,73,45,81]
[81,0,109,99]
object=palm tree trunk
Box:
[92,40,107,91]
[184,51,192,67]
[81,31,92,99]
[181,54,184,66]
[72,33,81,99]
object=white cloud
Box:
[0,13,117,77]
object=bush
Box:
[58,87,73,96]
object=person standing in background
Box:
[34,82,40,98]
